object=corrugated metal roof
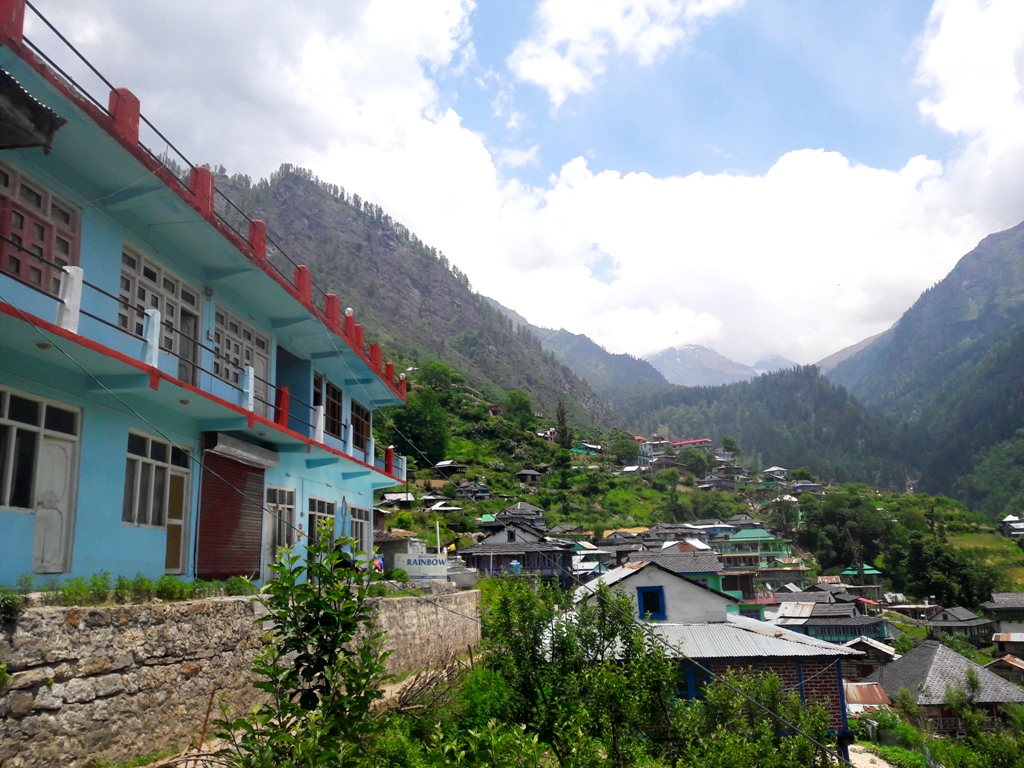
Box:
[987,655,1024,672]
[843,636,898,657]
[650,615,861,659]
[844,682,892,707]
[776,602,817,619]
[993,633,1024,643]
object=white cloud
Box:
[508,0,744,108]
[494,145,541,169]
[23,0,1024,371]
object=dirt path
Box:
[848,743,896,768]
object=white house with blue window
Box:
[574,560,739,622]
[0,1,406,587]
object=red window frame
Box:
[0,163,80,296]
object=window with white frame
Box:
[266,486,296,553]
[214,307,270,412]
[307,497,336,550]
[121,432,190,527]
[351,400,371,453]
[0,387,79,509]
[0,159,80,296]
[118,248,201,384]
[350,506,372,556]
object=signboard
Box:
[395,552,448,580]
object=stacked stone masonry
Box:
[0,591,481,768]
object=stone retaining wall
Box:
[0,591,480,768]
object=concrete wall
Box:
[0,591,481,768]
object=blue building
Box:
[0,0,406,586]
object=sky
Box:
[25,0,1024,365]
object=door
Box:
[196,452,264,580]
[165,473,188,573]
[178,309,199,386]
[32,435,76,573]
[252,351,270,418]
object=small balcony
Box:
[0,261,406,483]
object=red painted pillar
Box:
[384,362,394,383]
[248,219,267,263]
[398,373,407,397]
[108,88,140,144]
[369,342,381,370]
[189,165,215,218]
[343,308,355,338]
[274,386,290,429]
[0,0,25,43]
[385,445,394,476]
[354,323,364,352]
[293,265,312,305]
[325,293,341,331]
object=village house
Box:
[431,459,467,479]
[514,468,543,485]
[986,655,1024,685]
[773,602,889,644]
[980,592,1024,633]
[869,640,1024,733]
[454,480,490,500]
[924,606,993,647]
[495,501,547,529]
[992,632,1024,657]
[561,552,861,760]
[0,7,407,586]
[575,560,740,622]
[457,522,573,584]
[841,635,900,682]
[713,527,794,569]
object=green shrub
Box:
[864,745,926,768]
[366,714,427,767]
[873,709,924,748]
[131,574,155,602]
[58,577,92,606]
[0,588,25,622]
[113,576,133,604]
[89,571,112,603]
[384,569,410,583]
[457,668,513,731]
[155,574,190,601]
[368,582,391,597]
[224,575,255,596]
[14,573,34,595]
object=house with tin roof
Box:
[986,655,1024,685]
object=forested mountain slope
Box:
[829,220,1024,418]
[827,219,1024,502]
[606,366,912,488]
[483,298,667,394]
[215,165,614,426]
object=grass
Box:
[947,531,1024,588]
